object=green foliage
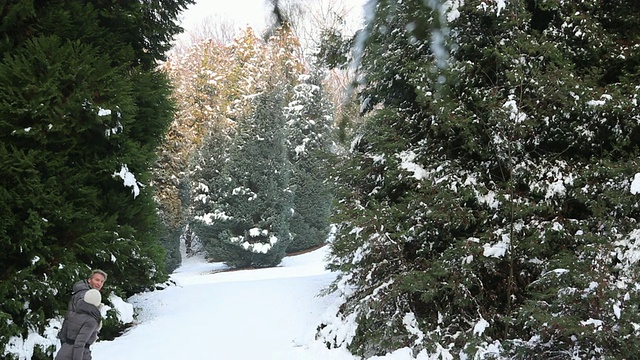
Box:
[157,221,183,273]
[323,0,640,358]
[285,72,334,253]
[157,27,277,262]
[193,91,293,268]
[0,0,192,354]
[189,126,235,262]
[181,26,337,265]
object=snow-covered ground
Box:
[90,246,410,360]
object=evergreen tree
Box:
[285,71,334,253]
[193,90,293,268]
[168,28,266,263]
[321,0,640,358]
[0,0,192,356]
[157,33,254,262]
[190,124,235,262]
[184,26,308,267]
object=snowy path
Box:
[91,247,359,360]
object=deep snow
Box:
[88,246,413,360]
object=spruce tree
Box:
[186,26,307,267]
[285,72,334,253]
[193,90,293,268]
[321,0,640,358]
[190,125,235,262]
[0,0,192,356]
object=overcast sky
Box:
[178,0,270,34]
[177,0,366,37]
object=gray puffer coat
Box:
[69,280,91,311]
[55,300,101,360]
[58,280,96,343]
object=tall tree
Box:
[285,71,334,253]
[160,28,270,260]
[0,0,192,357]
[155,37,234,270]
[320,0,640,358]
[186,26,309,267]
[193,90,293,268]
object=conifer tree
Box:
[0,0,192,356]
[285,72,334,253]
[321,0,640,358]
[189,124,235,262]
[169,28,267,261]
[187,26,310,267]
[193,90,293,268]
[157,32,261,261]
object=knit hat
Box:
[84,289,102,307]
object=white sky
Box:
[178,0,270,33]
[176,0,366,43]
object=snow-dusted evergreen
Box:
[183,26,336,267]
[193,89,293,268]
[321,0,640,358]
[0,1,193,357]
[8,0,640,359]
[285,71,335,253]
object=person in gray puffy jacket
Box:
[55,289,102,360]
[58,270,106,344]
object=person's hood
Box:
[73,279,91,294]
